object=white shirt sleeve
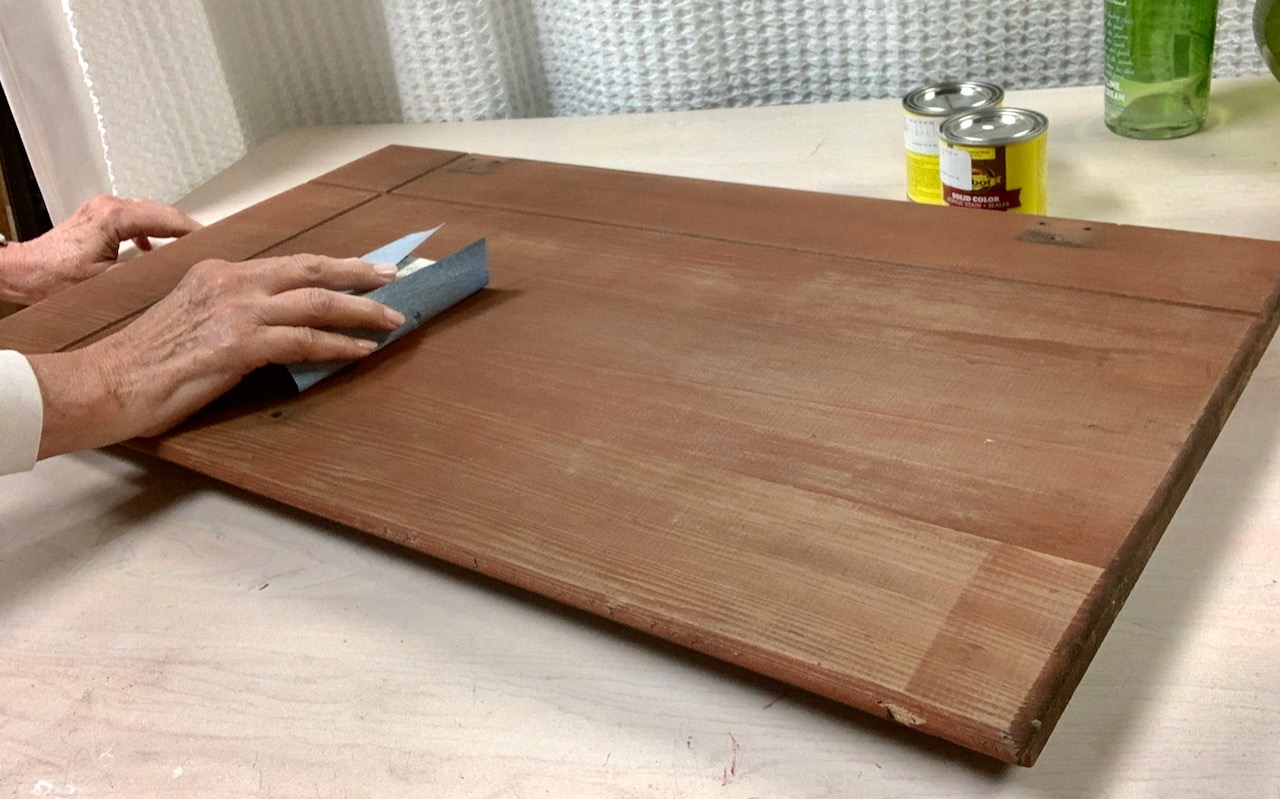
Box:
[0,350,43,475]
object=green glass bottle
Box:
[1259,0,1280,81]
[1104,0,1220,139]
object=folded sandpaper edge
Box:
[286,238,490,392]
[361,225,441,266]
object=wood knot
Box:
[447,156,505,175]
[1017,219,1097,248]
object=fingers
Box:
[250,254,399,294]
[251,325,380,365]
[133,236,153,252]
[257,287,405,331]
[108,197,202,241]
[178,255,404,368]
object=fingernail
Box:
[373,263,398,277]
[358,338,378,350]
[385,308,406,326]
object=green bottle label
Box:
[1104,0,1135,100]
[1103,0,1217,139]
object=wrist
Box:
[27,345,127,459]
[0,240,41,305]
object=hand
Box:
[27,254,404,458]
[0,195,201,304]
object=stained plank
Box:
[312,145,464,193]
[396,154,1280,313]
[5,146,1280,765]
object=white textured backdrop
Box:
[0,0,1268,221]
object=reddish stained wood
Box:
[6,146,1280,765]
[312,145,464,193]
[397,154,1280,313]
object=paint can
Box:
[902,81,1004,205]
[938,107,1048,215]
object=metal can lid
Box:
[902,81,1004,117]
[939,107,1049,146]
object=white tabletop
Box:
[4,77,1280,796]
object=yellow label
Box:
[905,150,944,205]
[1003,135,1047,215]
[961,146,997,159]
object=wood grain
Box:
[6,146,1280,765]
[395,154,1280,313]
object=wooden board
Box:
[6,146,1280,765]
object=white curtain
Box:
[0,0,1268,223]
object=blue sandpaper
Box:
[286,235,490,392]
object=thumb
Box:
[110,198,202,242]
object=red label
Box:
[944,142,1026,212]
[943,186,1023,210]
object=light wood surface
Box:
[3,77,1280,794]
